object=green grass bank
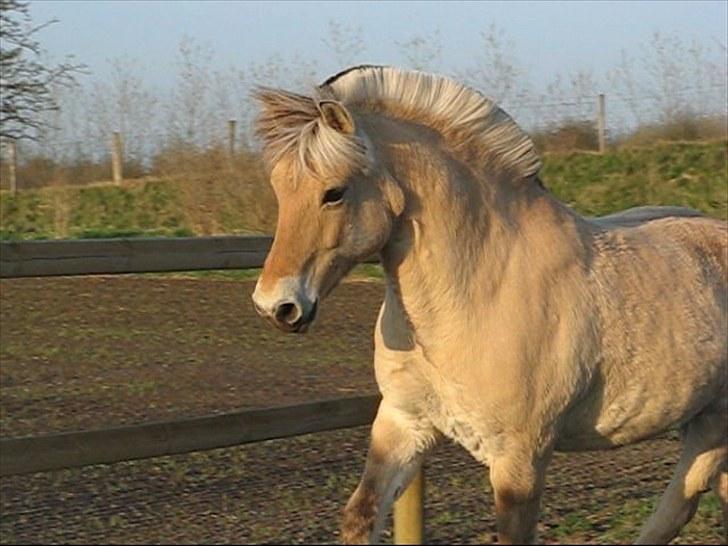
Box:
[1,141,726,241]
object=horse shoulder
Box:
[373,287,438,417]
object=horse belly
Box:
[556,352,727,451]
[557,220,728,451]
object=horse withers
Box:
[251,65,727,544]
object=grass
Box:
[0,169,275,240]
[142,268,264,282]
[1,141,725,242]
[594,494,724,544]
[539,492,725,544]
[542,140,727,219]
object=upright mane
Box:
[254,65,542,179]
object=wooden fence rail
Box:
[0,236,379,279]
[0,395,380,476]
[0,236,271,278]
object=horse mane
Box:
[252,87,370,179]
[254,65,542,180]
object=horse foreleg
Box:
[489,448,551,545]
[341,400,435,544]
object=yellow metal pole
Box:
[393,468,424,544]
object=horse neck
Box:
[378,137,587,341]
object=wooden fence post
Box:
[6,139,17,194]
[111,131,123,183]
[394,467,424,544]
[228,119,237,159]
[597,93,606,154]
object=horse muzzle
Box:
[253,296,318,334]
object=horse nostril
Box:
[275,302,300,325]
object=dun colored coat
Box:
[251,65,727,544]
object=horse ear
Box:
[317,100,355,135]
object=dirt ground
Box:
[0,276,725,544]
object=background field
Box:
[2,140,726,241]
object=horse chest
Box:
[375,291,529,464]
[375,340,503,465]
[418,384,503,465]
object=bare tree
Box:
[36,81,90,163]
[165,35,215,147]
[459,23,524,104]
[0,0,85,140]
[225,67,256,150]
[644,32,690,123]
[246,51,318,91]
[396,29,442,72]
[209,69,235,147]
[84,57,159,163]
[607,32,728,131]
[240,53,320,148]
[605,50,645,128]
[323,19,366,68]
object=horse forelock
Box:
[253,86,369,182]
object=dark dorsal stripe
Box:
[320,64,388,88]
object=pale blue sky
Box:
[29,0,728,91]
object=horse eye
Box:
[322,186,347,205]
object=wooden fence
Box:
[0,236,380,278]
[0,395,380,476]
[0,236,423,543]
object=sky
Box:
[27,0,728,91]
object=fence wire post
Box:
[6,139,17,194]
[597,93,606,154]
[394,467,424,544]
[111,131,124,183]
[228,119,237,158]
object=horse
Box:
[250,65,727,544]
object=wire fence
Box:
[1,83,726,192]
